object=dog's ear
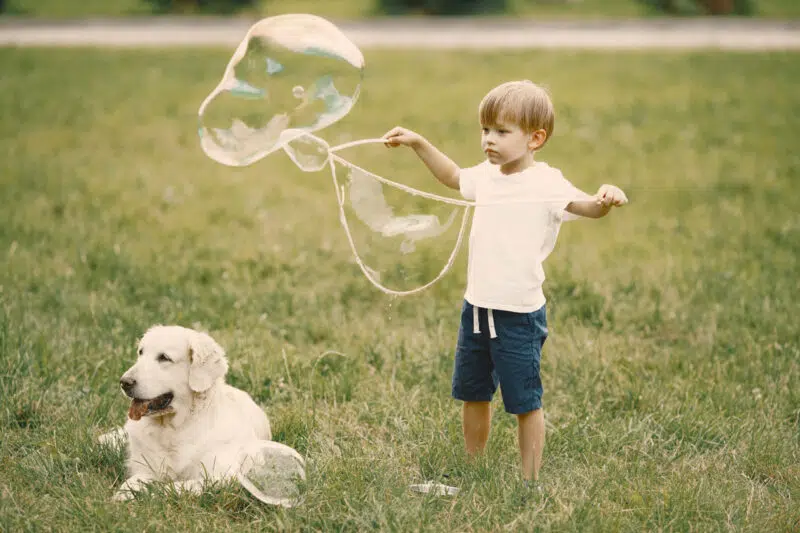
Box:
[187,330,228,393]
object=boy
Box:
[383,80,627,486]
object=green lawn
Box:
[4,0,800,18]
[1,47,798,531]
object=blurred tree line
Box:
[138,0,754,15]
[378,0,754,15]
[0,0,753,16]
[377,0,506,15]
[638,0,753,15]
[142,0,255,14]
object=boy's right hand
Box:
[381,126,461,191]
[383,126,424,149]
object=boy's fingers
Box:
[385,130,407,140]
[382,127,401,138]
[382,129,403,146]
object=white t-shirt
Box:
[459,160,590,313]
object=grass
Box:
[4,0,800,18]
[0,46,798,531]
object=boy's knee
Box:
[516,408,543,419]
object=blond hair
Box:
[478,80,555,148]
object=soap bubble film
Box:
[330,144,470,294]
[281,131,331,172]
[237,441,306,508]
[199,14,364,167]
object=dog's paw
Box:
[98,427,127,448]
[112,489,135,502]
[113,477,148,502]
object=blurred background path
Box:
[0,17,798,49]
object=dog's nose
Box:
[120,376,136,395]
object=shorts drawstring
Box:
[472,305,498,339]
[487,309,497,339]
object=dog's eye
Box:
[137,348,143,356]
[157,353,172,363]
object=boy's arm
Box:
[383,127,460,190]
[566,184,628,218]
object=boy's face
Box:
[480,119,544,173]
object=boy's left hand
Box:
[595,184,628,207]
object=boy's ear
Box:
[529,129,547,150]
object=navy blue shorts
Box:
[452,300,548,414]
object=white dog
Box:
[110,325,272,501]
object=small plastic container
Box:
[409,481,460,496]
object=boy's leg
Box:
[462,401,492,456]
[489,305,548,481]
[516,408,545,481]
[452,302,496,457]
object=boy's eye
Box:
[157,353,172,363]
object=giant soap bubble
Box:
[198,14,364,167]
[198,14,473,295]
[327,139,472,294]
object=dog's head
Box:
[120,325,228,421]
